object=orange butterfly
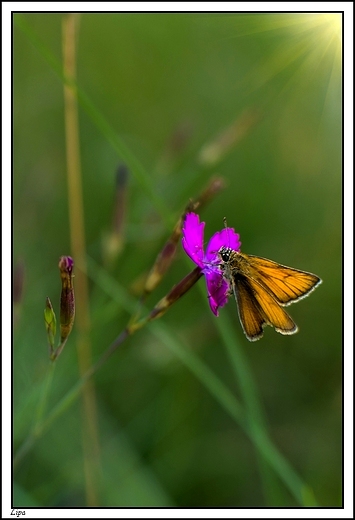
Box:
[218,246,322,341]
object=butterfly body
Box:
[217,246,322,341]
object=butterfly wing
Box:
[232,275,266,341]
[233,273,298,341]
[245,254,322,306]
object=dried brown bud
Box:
[148,267,203,321]
[155,120,194,175]
[198,108,260,166]
[144,217,185,295]
[103,164,129,265]
[144,176,226,295]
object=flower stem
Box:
[62,13,100,506]
[14,328,129,469]
[33,361,56,434]
[14,265,214,469]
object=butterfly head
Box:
[218,246,234,263]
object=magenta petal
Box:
[181,213,239,317]
[182,212,205,267]
[205,270,229,316]
[205,227,241,262]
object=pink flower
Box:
[182,212,241,315]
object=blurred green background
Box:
[13,13,342,507]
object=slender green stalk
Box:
[14,361,56,470]
[13,433,37,470]
[246,421,317,506]
[149,321,246,425]
[13,14,173,229]
[14,327,128,469]
[62,14,100,506]
[195,262,318,506]
[33,361,56,435]
[13,15,319,505]
[16,257,317,506]
[93,258,317,506]
[215,311,281,504]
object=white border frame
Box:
[3,3,353,518]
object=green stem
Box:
[13,329,129,469]
[14,361,56,470]
[246,423,317,506]
[13,14,173,229]
[33,361,56,435]
[216,312,278,504]
[196,272,318,506]
[62,13,100,506]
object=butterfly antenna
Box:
[223,217,231,248]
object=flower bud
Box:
[13,259,25,326]
[155,120,193,175]
[103,164,128,265]
[198,108,259,166]
[13,259,25,305]
[59,256,75,344]
[44,297,56,351]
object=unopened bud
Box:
[13,259,25,305]
[143,175,226,296]
[156,120,194,175]
[14,259,25,326]
[59,256,75,344]
[103,164,129,265]
[198,108,259,166]
[44,297,56,351]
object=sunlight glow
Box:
[242,13,342,94]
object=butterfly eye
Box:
[219,247,230,262]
